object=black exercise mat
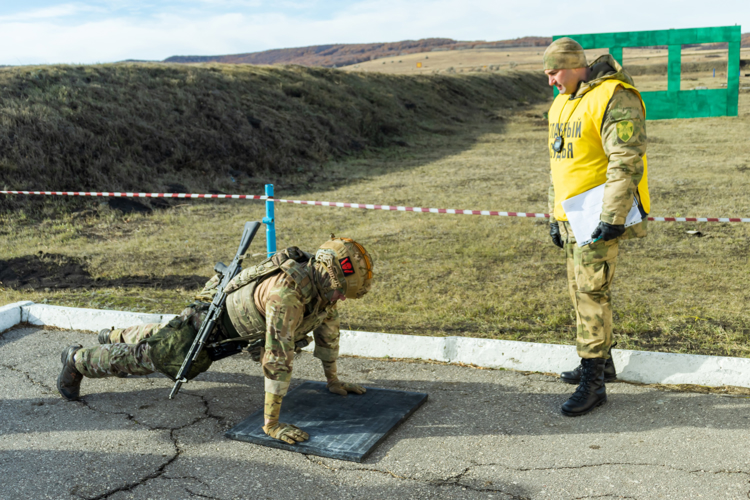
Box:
[225,381,428,462]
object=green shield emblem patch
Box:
[617,120,634,142]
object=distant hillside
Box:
[165,33,749,68]
[164,37,552,67]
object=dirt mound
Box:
[0,64,549,214]
[0,253,206,291]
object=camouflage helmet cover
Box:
[317,236,373,299]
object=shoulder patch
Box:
[616,120,634,142]
[339,256,355,276]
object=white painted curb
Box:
[0,301,33,335]
[21,303,176,332]
[332,331,750,388]
[2,301,749,388]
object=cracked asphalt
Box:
[2,326,750,500]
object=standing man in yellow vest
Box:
[544,38,649,417]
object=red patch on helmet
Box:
[340,257,355,276]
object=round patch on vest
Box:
[616,120,634,142]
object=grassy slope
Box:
[1,67,749,358]
[0,63,547,214]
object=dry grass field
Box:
[342,46,606,74]
[345,45,750,92]
[1,75,748,358]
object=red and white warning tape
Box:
[648,216,750,223]
[0,190,266,200]
[2,190,749,222]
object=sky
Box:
[0,0,747,65]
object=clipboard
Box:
[561,184,642,247]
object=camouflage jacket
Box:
[548,54,648,238]
[255,266,339,396]
[198,253,339,397]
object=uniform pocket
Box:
[575,240,618,293]
[145,323,213,381]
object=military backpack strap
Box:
[224,260,276,294]
[224,246,312,294]
[279,259,314,297]
[269,246,312,266]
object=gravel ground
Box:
[2,326,749,500]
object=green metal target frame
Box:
[553,26,741,120]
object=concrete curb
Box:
[0,301,33,334]
[2,301,749,388]
[331,331,750,388]
[20,302,176,333]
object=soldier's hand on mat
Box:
[262,422,310,444]
[591,221,625,242]
[327,380,367,396]
[549,222,563,248]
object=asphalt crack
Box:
[306,457,750,499]
[75,392,215,500]
[303,456,527,498]
[573,496,638,500]
[2,357,232,500]
[0,363,55,393]
[163,475,209,486]
[80,428,183,500]
[196,392,234,430]
[185,488,223,500]
[473,461,750,477]
[688,468,750,476]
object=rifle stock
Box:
[169,221,261,399]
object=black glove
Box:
[549,222,563,249]
[591,221,625,242]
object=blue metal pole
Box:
[263,184,276,257]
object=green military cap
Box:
[543,37,587,70]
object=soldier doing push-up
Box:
[57,235,374,445]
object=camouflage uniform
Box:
[74,304,207,378]
[74,254,343,392]
[225,266,341,397]
[60,237,373,443]
[548,55,648,359]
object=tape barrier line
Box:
[0,190,266,200]
[2,190,750,223]
[649,217,750,223]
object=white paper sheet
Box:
[561,184,642,247]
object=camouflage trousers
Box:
[73,323,160,378]
[560,221,618,359]
[73,305,204,379]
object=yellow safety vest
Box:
[548,79,650,221]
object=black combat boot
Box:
[561,358,607,417]
[57,344,84,401]
[560,343,617,384]
[98,328,112,344]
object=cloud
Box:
[0,3,100,23]
[0,0,746,65]
[186,0,263,6]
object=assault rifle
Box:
[169,221,261,399]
